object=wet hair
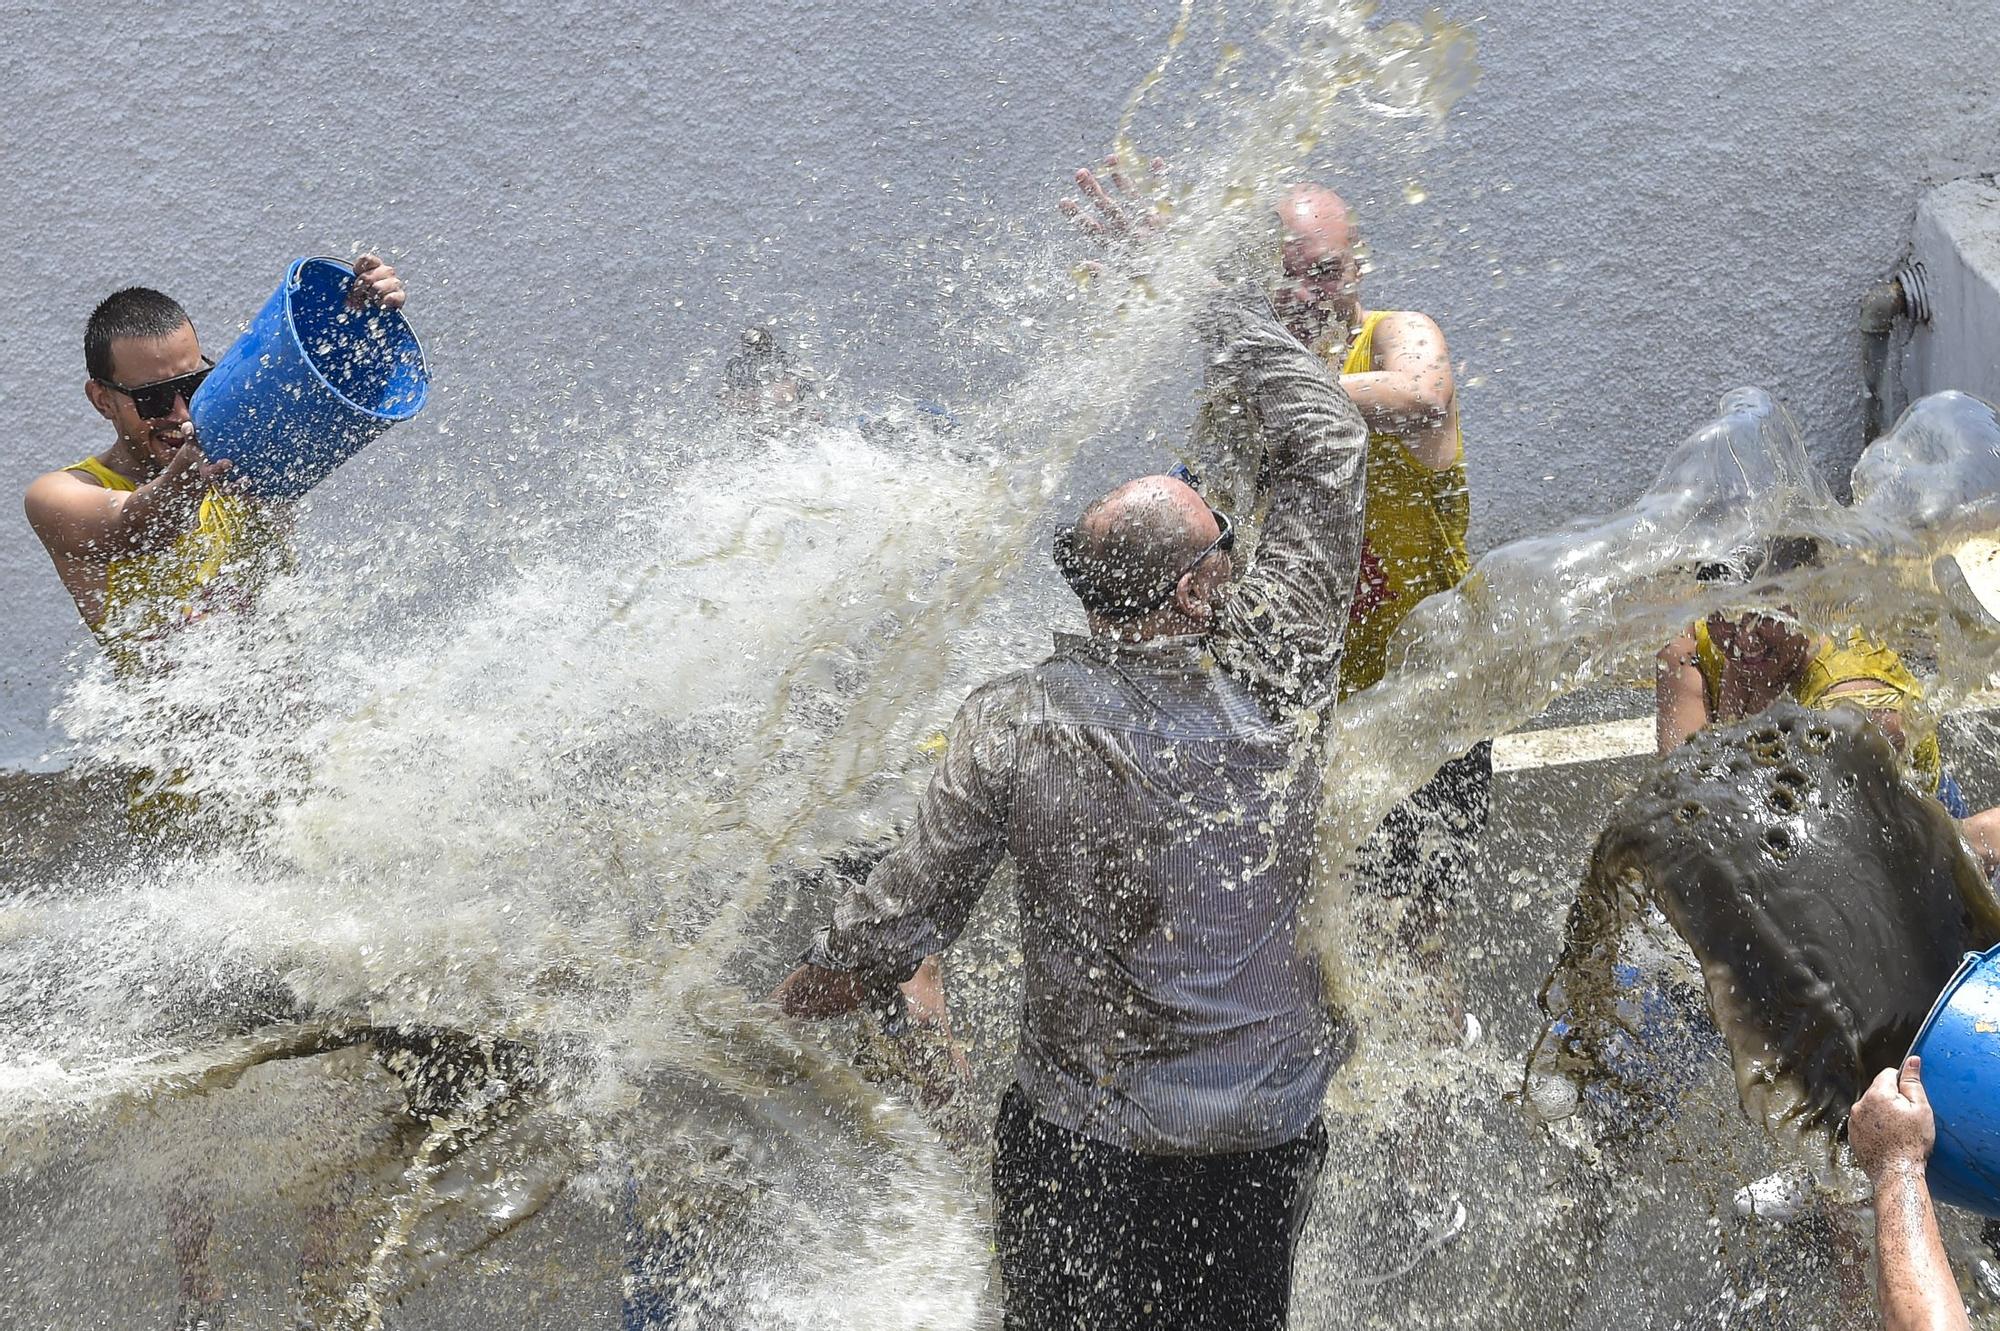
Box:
[85,287,192,382]
[1695,535,1822,585]
[722,325,791,393]
[1053,488,1205,617]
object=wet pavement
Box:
[6,722,2000,1326]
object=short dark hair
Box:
[85,287,192,382]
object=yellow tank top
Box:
[66,455,264,647]
[1334,311,1472,696]
[1692,620,1942,790]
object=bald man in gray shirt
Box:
[776,286,1367,1330]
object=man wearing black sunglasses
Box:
[774,286,1366,1330]
[24,255,406,652]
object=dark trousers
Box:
[1353,739,1493,949]
[993,1085,1327,1331]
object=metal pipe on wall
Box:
[1860,260,1931,444]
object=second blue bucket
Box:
[191,256,429,499]
[1909,942,2000,1216]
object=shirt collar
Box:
[1053,631,1207,665]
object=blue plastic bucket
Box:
[190,256,428,499]
[1909,942,2000,1215]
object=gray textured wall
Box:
[4,1,1998,765]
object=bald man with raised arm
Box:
[1077,170,1484,1048]
[773,283,1366,1330]
[1071,169,1483,1042]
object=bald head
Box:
[1054,476,1225,628]
[1273,183,1360,347]
[1279,185,1351,247]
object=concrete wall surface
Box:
[3,1,1999,762]
[1908,175,2000,406]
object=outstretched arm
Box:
[25,440,231,567]
[775,687,1014,1020]
[1204,291,1369,713]
[1850,1057,1970,1331]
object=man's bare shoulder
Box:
[24,462,115,547]
[1373,308,1448,347]
[26,460,110,503]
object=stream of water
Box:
[9,4,2000,1328]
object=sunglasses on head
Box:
[95,357,213,419]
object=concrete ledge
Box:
[1907,175,2000,404]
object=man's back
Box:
[968,631,1335,1152]
[809,294,1366,1153]
[785,290,1367,1328]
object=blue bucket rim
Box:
[1908,941,2000,1060]
[281,255,429,423]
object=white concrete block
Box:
[1907,177,2000,408]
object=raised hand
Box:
[347,253,407,311]
[1059,153,1173,248]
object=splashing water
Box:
[6,8,1487,1321]
[1299,386,2000,1326]
[12,1,2000,1326]
[11,425,1014,1326]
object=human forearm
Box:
[809,696,1010,985]
[110,472,210,553]
[1872,1160,1970,1331]
[898,955,950,1028]
[1962,807,2000,878]
[1655,643,1708,754]
[1204,296,1368,707]
[96,431,233,555]
[1339,369,1450,433]
[811,834,996,985]
[1214,300,1366,485]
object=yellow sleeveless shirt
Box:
[67,456,280,833]
[1692,619,1942,790]
[66,455,265,649]
[1334,311,1472,697]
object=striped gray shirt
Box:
[809,294,1368,1153]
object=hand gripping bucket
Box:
[1908,942,2000,1216]
[190,257,429,499]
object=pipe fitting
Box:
[1895,259,1932,324]
[1860,260,1928,444]
[1858,261,1930,330]
[1859,278,1905,334]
